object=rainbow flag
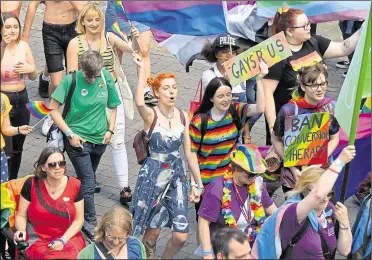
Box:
[1,175,33,229]
[111,21,129,42]
[26,101,53,119]
[362,97,372,113]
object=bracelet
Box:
[197,186,204,191]
[328,167,340,174]
[190,182,197,187]
[334,159,345,168]
[17,127,20,134]
[56,236,67,245]
[107,129,114,135]
[339,226,349,230]
[203,250,212,257]
[269,124,274,129]
[64,128,72,136]
[243,136,251,140]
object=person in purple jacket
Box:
[279,146,355,259]
[197,144,277,259]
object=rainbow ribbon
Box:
[26,101,53,119]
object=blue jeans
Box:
[64,138,107,225]
[245,78,262,129]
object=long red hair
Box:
[147,73,176,98]
[272,7,304,35]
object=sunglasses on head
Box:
[47,160,67,169]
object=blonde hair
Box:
[94,207,132,242]
[287,166,326,198]
[76,3,104,34]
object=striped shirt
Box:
[189,102,249,184]
[77,35,115,72]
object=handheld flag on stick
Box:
[26,101,53,127]
[26,101,53,119]
[112,21,129,43]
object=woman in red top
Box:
[14,147,85,259]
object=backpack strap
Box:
[61,71,77,119]
[280,218,310,259]
[319,230,333,259]
[229,104,242,132]
[146,107,158,139]
[198,113,208,155]
[178,108,186,126]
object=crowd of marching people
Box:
[0,1,371,259]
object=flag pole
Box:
[120,0,143,54]
[32,114,50,128]
[222,1,232,55]
[339,15,371,203]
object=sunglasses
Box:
[105,234,127,243]
[305,188,334,198]
[47,160,67,169]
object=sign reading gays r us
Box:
[223,31,292,85]
[284,112,330,167]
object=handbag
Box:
[133,108,157,165]
[46,71,77,150]
[189,80,202,120]
[106,33,135,120]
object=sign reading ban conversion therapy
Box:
[284,112,331,167]
[223,31,292,86]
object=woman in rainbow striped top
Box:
[189,62,268,215]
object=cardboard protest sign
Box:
[284,112,331,167]
[223,31,292,85]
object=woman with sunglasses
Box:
[13,147,86,259]
[198,144,277,259]
[78,207,146,259]
[263,7,362,146]
[271,63,340,195]
[67,2,139,204]
[49,50,121,239]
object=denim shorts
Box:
[42,21,78,73]
[1,151,9,184]
[105,2,150,36]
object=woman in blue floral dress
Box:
[130,53,203,259]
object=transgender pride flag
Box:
[257,1,370,23]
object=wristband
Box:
[328,167,340,174]
[64,128,72,136]
[339,226,349,230]
[17,127,20,134]
[197,186,204,191]
[269,124,274,129]
[107,129,114,135]
[203,250,212,257]
[334,159,345,168]
[56,236,67,245]
[190,182,197,187]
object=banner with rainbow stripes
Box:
[284,112,330,167]
[26,101,53,119]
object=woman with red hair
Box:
[263,7,363,146]
[130,53,203,259]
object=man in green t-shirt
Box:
[49,50,121,238]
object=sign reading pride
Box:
[284,112,330,167]
[223,31,292,85]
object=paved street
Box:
[14,2,361,259]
